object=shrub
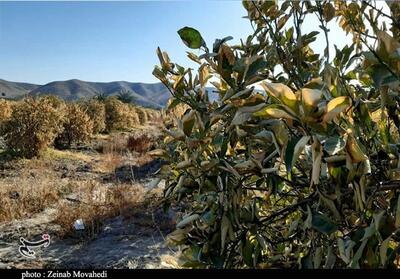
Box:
[2,97,65,158]
[104,97,130,132]
[55,103,93,147]
[126,134,152,153]
[127,105,140,126]
[81,99,106,134]
[39,95,66,109]
[153,1,400,269]
[0,99,13,128]
[136,107,148,125]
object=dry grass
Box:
[0,127,166,241]
[0,168,65,222]
[44,148,92,162]
[126,134,152,154]
[53,181,150,238]
[99,133,128,155]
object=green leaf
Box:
[176,214,200,229]
[380,236,391,266]
[178,27,205,49]
[395,195,400,228]
[349,239,368,268]
[242,238,254,267]
[311,213,338,235]
[285,136,310,173]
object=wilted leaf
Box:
[323,3,336,22]
[221,215,230,252]
[376,30,400,55]
[323,96,351,123]
[346,133,368,163]
[311,140,322,185]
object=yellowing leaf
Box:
[323,96,351,123]
[311,139,322,186]
[261,82,298,111]
[199,64,211,87]
[346,132,368,163]
[346,134,368,163]
[301,88,323,108]
[253,105,296,120]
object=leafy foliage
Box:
[153,0,400,268]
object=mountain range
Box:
[0,78,172,109]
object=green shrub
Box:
[153,1,400,269]
[2,97,65,158]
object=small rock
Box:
[73,219,85,231]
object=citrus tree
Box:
[153,0,400,268]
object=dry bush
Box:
[104,97,135,132]
[0,99,13,134]
[136,107,148,125]
[55,103,93,148]
[0,99,13,123]
[127,106,141,126]
[2,97,65,158]
[54,181,146,238]
[126,134,153,153]
[39,95,66,109]
[80,99,106,134]
[99,133,128,155]
[0,168,63,222]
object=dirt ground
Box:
[0,125,180,269]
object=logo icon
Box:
[18,234,51,258]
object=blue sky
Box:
[0,1,361,85]
[0,1,254,84]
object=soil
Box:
[0,130,179,269]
